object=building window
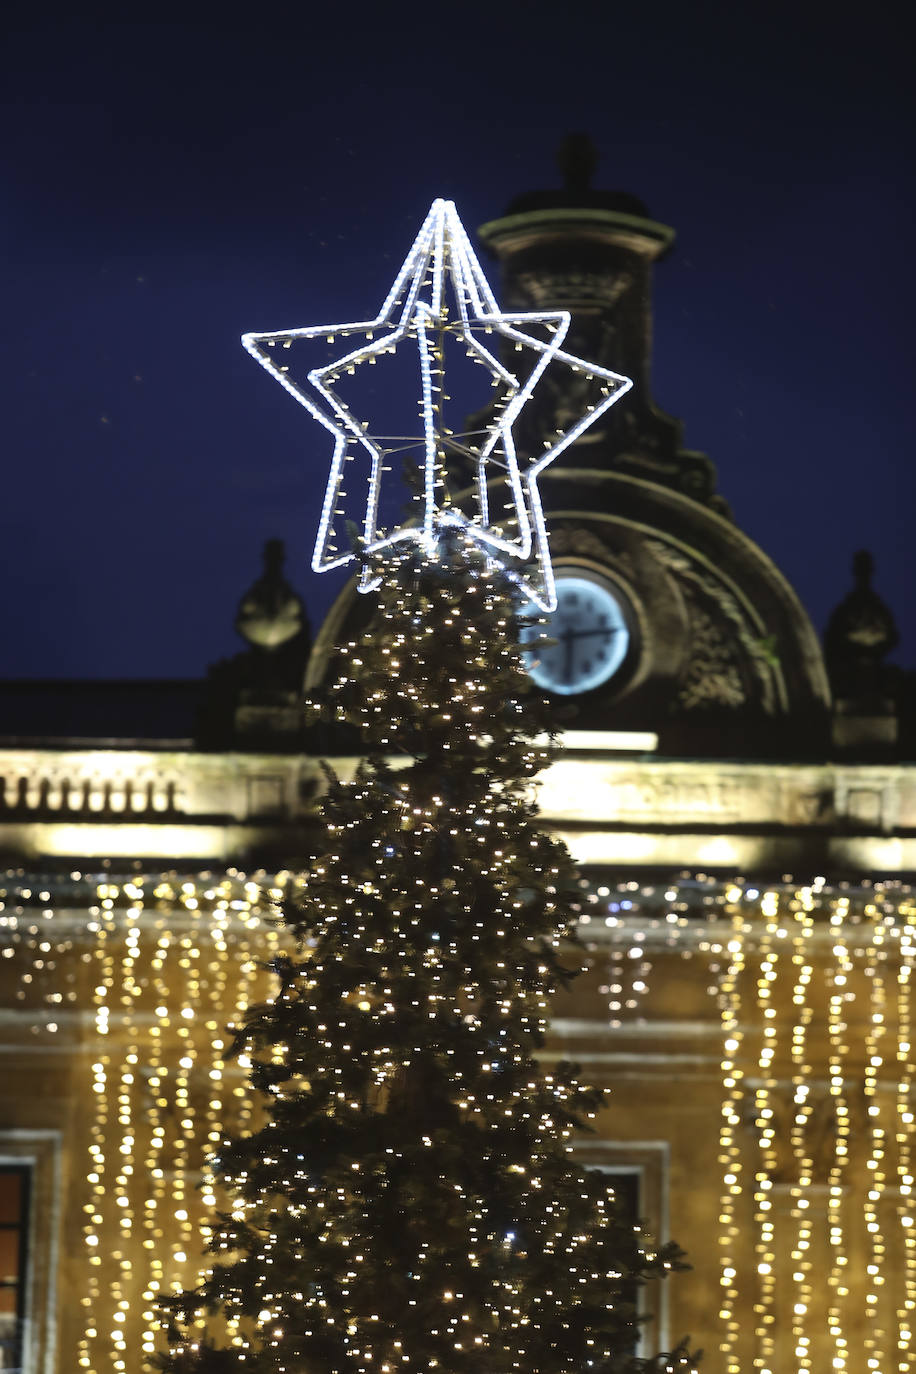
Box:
[587,1165,642,1355]
[572,1140,671,1357]
[0,1165,30,1374]
[604,1166,641,1307]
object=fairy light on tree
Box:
[155,202,696,1371]
[156,542,696,1372]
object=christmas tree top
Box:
[242,198,632,611]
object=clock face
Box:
[519,574,630,696]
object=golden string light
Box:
[862,906,888,1372]
[140,915,169,1365]
[2,863,916,1372]
[897,901,916,1369]
[716,887,746,1374]
[826,893,851,1372]
[788,884,816,1374]
[0,871,288,1373]
[110,895,141,1373]
[751,887,779,1374]
[580,875,916,1373]
[79,885,116,1372]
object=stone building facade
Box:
[1,147,914,1374]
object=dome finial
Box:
[852,548,874,588]
[556,132,598,194]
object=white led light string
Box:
[242,198,633,611]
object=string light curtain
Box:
[1,871,914,1372]
[0,871,292,1371]
[710,880,916,1374]
[577,876,916,1374]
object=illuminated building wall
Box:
[2,845,915,1373]
[0,871,288,1373]
[2,159,912,1374]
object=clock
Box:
[519,571,631,696]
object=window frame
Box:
[570,1137,671,1358]
[0,1162,31,1372]
[0,1133,61,1374]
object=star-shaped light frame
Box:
[242,198,632,610]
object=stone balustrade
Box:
[0,738,915,869]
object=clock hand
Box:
[564,626,622,642]
[563,625,575,684]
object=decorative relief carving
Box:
[610,775,743,821]
[676,606,746,710]
[511,268,633,311]
[537,762,750,825]
[645,538,778,713]
[792,788,834,825]
[549,527,644,592]
[549,526,614,562]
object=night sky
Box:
[2,6,912,681]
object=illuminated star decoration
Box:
[242,198,632,611]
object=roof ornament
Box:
[556,131,598,194]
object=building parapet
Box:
[1,740,915,870]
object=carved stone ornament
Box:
[646,538,778,714]
[512,268,633,311]
[548,526,616,562]
[676,606,746,709]
[548,527,643,596]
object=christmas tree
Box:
[157,538,698,1373]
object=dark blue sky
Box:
[2,5,912,679]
